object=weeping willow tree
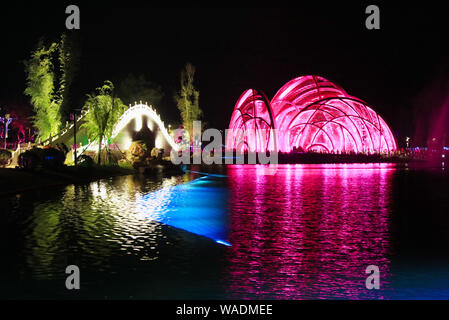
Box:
[81,81,127,165]
[174,63,202,143]
[24,34,79,141]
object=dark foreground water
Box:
[1,164,449,299]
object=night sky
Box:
[1,2,448,146]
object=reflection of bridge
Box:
[40,102,179,154]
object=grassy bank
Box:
[0,165,136,197]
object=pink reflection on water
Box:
[224,164,395,299]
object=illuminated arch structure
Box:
[41,102,179,154]
[226,75,397,154]
[111,103,179,151]
[226,89,277,153]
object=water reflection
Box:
[139,177,230,245]
[8,174,193,280]
[5,163,447,299]
[225,164,395,299]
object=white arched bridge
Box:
[111,103,179,151]
[40,102,179,154]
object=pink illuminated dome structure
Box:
[226,75,397,154]
[226,89,276,153]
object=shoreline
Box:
[0,157,440,198]
[0,166,137,198]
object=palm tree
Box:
[81,81,126,165]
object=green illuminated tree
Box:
[24,41,60,141]
[57,33,80,120]
[81,81,127,165]
[174,63,202,142]
[24,34,79,141]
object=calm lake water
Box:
[1,164,449,299]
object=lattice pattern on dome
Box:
[226,75,397,154]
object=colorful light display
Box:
[226,75,397,154]
[225,89,276,153]
[224,164,393,299]
[38,103,179,152]
[111,103,179,151]
[139,176,230,246]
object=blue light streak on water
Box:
[139,177,230,246]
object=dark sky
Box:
[1,2,448,146]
